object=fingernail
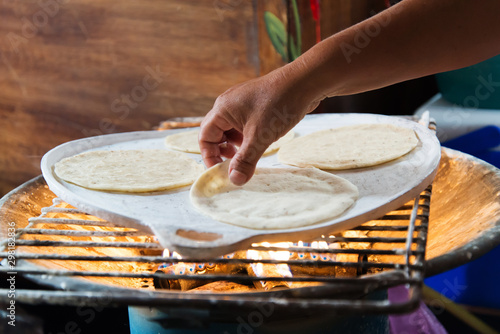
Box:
[229,169,247,186]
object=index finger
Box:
[198,113,232,168]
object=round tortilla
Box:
[54,149,204,192]
[190,160,358,230]
[278,123,418,169]
[165,129,295,156]
[164,130,202,154]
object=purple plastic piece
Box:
[388,285,447,334]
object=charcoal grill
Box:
[0,183,430,312]
[1,117,500,333]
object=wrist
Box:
[281,37,348,105]
[272,58,326,113]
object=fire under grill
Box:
[0,184,432,314]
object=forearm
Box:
[287,0,500,101]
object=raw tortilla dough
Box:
[190,160,358,230]
[164,129,295,156]
[164,130,203,154]
[54,149,204,192]
[278,123,418,169]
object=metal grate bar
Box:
[404,196,421,272]
[28,217,125,227]
[373,215,410,220]
[0,249,423,262]
[0,288,422,314]
[248,246,419,255]
[0,259,420,271]
[0,268,422,283]
[16,229,150,237]
[374,214,427,221]
[411,187,431,279]
[41,207,90,214]
[13,239,162,249]
[350,225,424,231]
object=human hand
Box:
[199,63,322,186]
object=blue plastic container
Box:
[425,130,500,310]
[425,246,500,310]
[435,54,500,109]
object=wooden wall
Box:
[0,0,396,196]
[0,0,261,196]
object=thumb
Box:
[228,136,268,186]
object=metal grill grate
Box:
[0,184,432,314]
